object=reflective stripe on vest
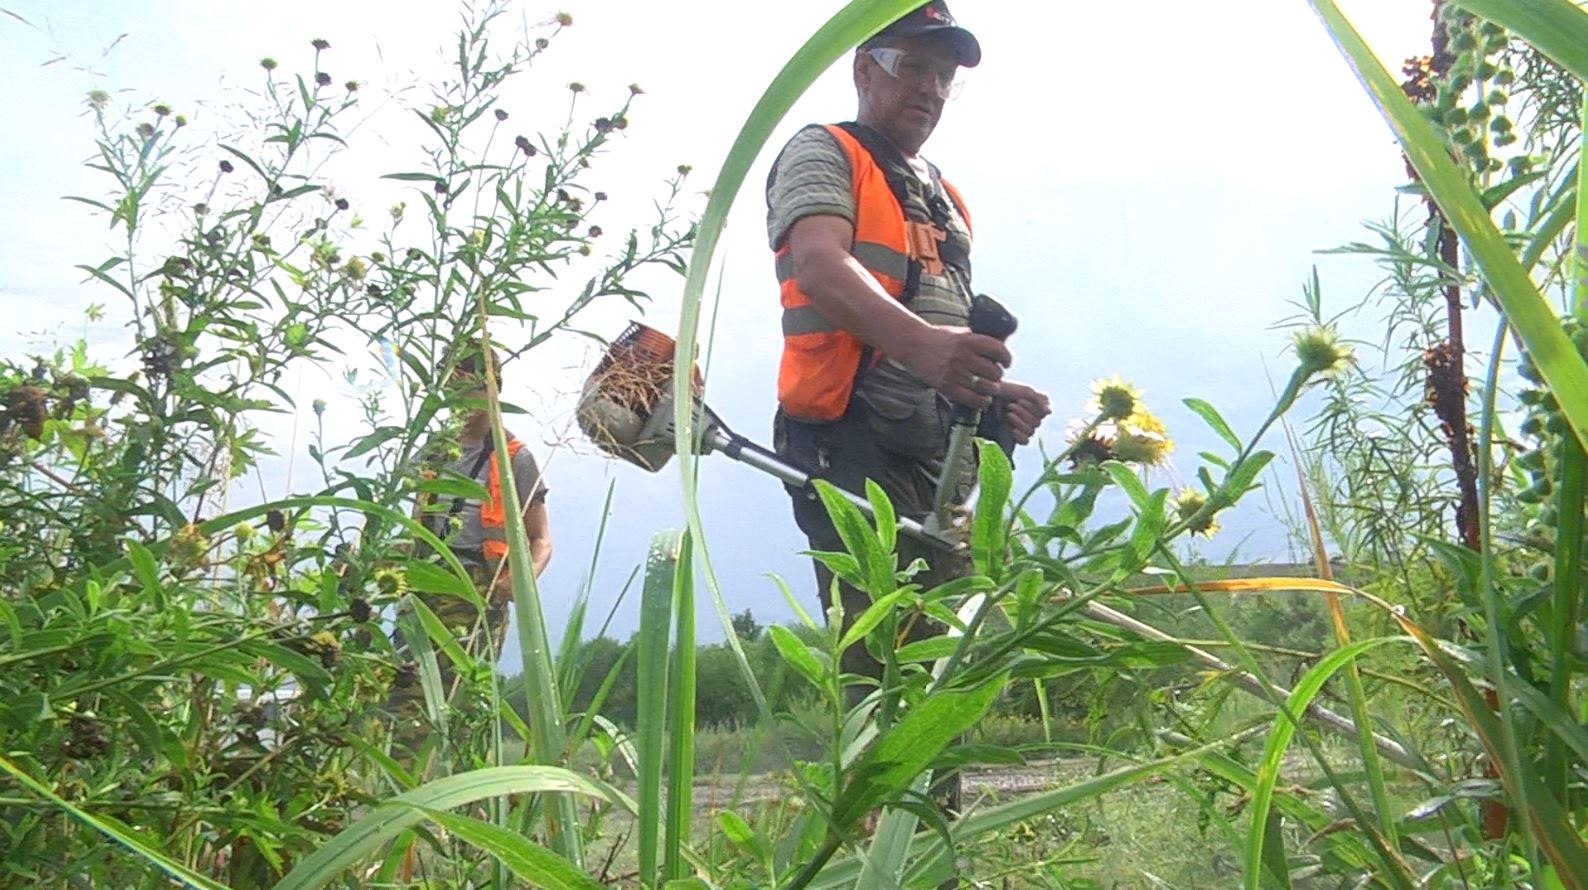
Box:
[478,436,526,561]
[773,124,971,421]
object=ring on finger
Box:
[968,372,981,391]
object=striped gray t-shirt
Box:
[767,124,974,459]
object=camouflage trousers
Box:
[387,562,512,752]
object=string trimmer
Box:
[576,297,1015,552]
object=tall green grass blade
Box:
[664,530,697,884]
[648,6,922,853]
[1575,92,1588,320]
[481,332,583,868]
[1550,91,1588,800]
[557,480,616,705]
[271,766,630,890]
[1391,614,1588,888]
[0,753,230,890]
[1307,0,1588,455]
[1281,415,1400,854]
[1243,637,1401,890]
[400,605,450,754]
[1474,313,1532,854]
[1449,0,1588,81]
[871,728,1271,889]
[636,529,682,887]
[412,807,605,890]
[1258,809,1292,890]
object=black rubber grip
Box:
[969,294,1017,340]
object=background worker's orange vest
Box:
[478,437,526,561]
[774,124,972,422]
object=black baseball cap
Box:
[864,1,981,68]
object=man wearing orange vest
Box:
[768,3,1051,701]
[393,341,552,733]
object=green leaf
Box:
[894,635,959,663]
[271,767,631,890]
[865,477,897,556]
[408,594,474,679]
[411,807,604,890]
[664,530,697,884]
[381,171,450,184]
[833,679,1002,827]
[971,440,1013,581]
[240,640,331,691]
[814,479,893,596]
[125,540,162,597]
[1101,461,1150,508]
[402,560,480,602]
[768,624,830,691]
[839,589,912,652]
[417,475,489,500]
[717,810,772,863]
[1183,398,1241,451]
[344,425,406,460]
[1221,451,1275,502]
[1127,489,1169,567]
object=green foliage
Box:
[12,0,1588,888]
[0,4,691,886]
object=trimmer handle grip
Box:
[969,293,1017,341]
[950,294,1018,424]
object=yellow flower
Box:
[1122,406,1166,436]
[374,567,408,598]
[1113,428,1174,466]
[1175,488,1220,536]
[1293,326,1354,378]
[169,523,211,568]
[1112,405,1174,466]
[1088,375,1141,421]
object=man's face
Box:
[856,35,961,154]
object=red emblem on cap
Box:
[925,4,952,22]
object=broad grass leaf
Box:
[411,807,604,890]
[270,766,629,890]
[1244,637,1402,890]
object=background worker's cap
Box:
[865,1,981,68]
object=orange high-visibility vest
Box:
[479,437,527,561]
[774,123,972,422]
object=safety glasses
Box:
[865,47,964,100]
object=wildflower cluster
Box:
[1068,376,1174,468]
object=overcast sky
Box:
[1,1,1450,672]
